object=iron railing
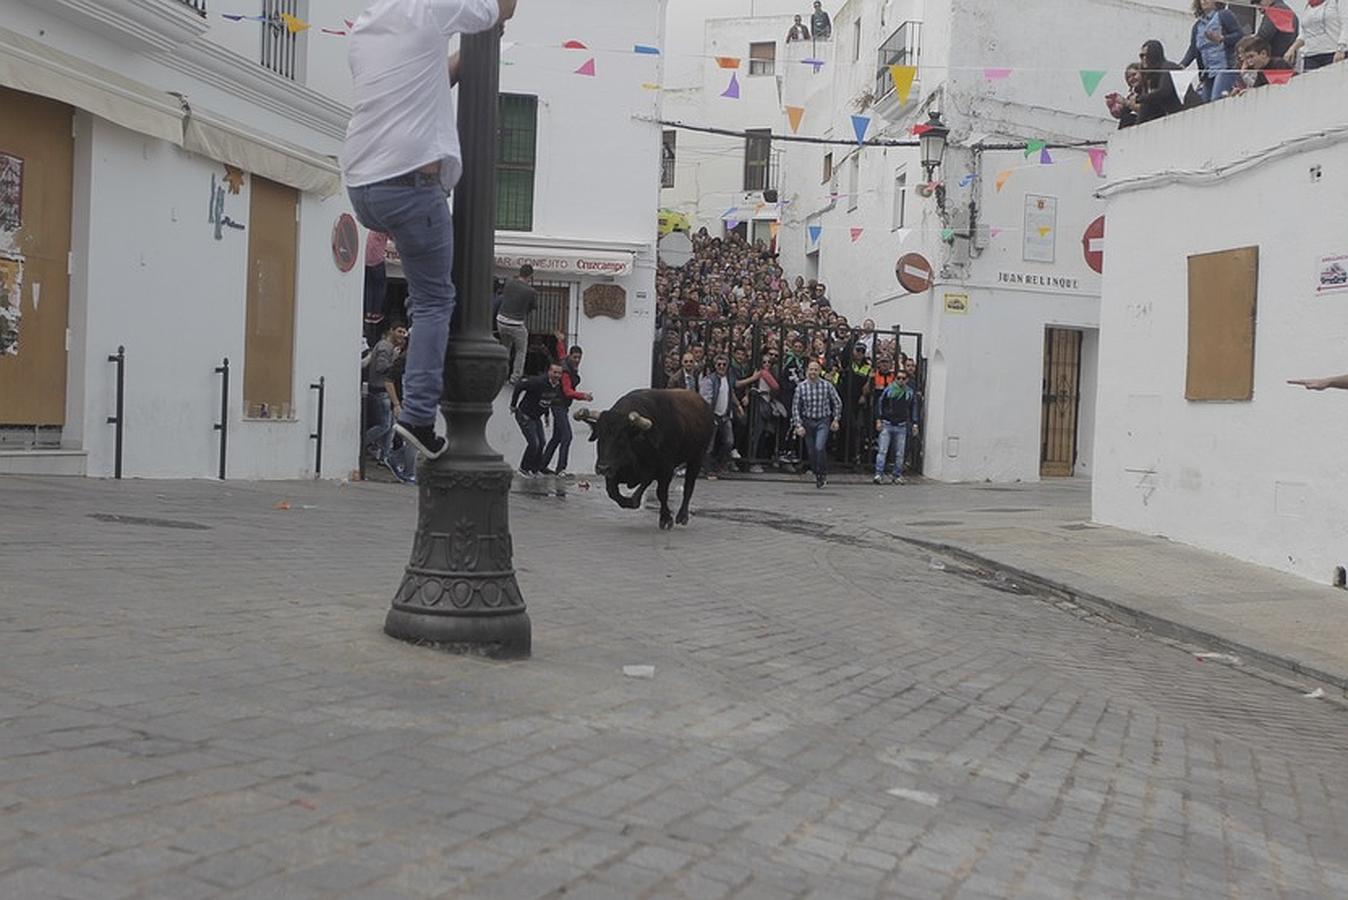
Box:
[176,0,208,15]
[874,21,921,101]
[261,0,300,81]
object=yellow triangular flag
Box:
[1037,226,1052,238]
[889,65,917,104]
[641,82,662,91]
[785,105,805,134]
[280,12,310,34]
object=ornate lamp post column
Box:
[384,27,531,659]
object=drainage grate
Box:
[89,513,211,531]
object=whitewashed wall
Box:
[1094,63,1348,584]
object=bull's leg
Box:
[627,480,654,509]
[656,474,674,530]
[676,458,701,525]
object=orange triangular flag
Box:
[785,106,805,133]
[716,56,741,69]
[889,65,917,104]
[995,170,1012,192]
[575,58,596,77]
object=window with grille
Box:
[661,131,676,188]
[497,94,537,232]
[822,152,833,185]
[261,0,302,81]
[743,129,772,192]
[874,21,921,100]
[748,42,776,76]
[892,168,907,229]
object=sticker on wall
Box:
[0,153,22,233]
[332,213,360,273]
[0,256,22,356]
[943,292,970,315]
[1022,194,1058,264]
[1317,254,1348,295]
[583,283,627,320]
[223,165,246,195]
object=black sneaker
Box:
[394,422,446,460]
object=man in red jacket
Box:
[541,343,593,477]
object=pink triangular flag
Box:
[849,227,864,243]
[1087,147,1107,177]
[1263,68,1295,86]
[989,227,1003,238]
[575,58,596,77]
[1263,5,1295,33]
[721,72,740,99]
[563,40,588,49]
[983,68,1012,81]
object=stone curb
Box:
[886,531,1348,697]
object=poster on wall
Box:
[1317,253,1348,295]
[0,256,22,356]
[0,153,22,232]
[1022,194,1058,264]
[943,292,969,315]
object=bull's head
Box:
[574,408,654,478]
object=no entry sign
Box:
[895,253,934,293]
[1082,216,1105,274]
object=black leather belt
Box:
[377,170,441,188]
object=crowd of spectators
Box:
[654,229,922,480]
[1107,0,1343,127]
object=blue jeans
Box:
[364,391,394,461]
[875,421,908,476]
[542,407,572,471]
[801,418,831,477]
[516,412,546,473]
[1206,70,1241,101]
[348,181,455,428]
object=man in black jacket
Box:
[873,370,916,485]
[510,363,562,476]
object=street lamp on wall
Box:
[918,110,949,183]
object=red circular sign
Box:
[332,213,360,273]
[895,253,934,293]
[1082,216,1105,275]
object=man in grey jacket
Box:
[496,264,537,384]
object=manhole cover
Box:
[89,513,211,531]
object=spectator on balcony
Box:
[1256,0,1301,59]
[1285,0,1345,70]
[1105,63,1145,128]
[1231,35,1296,91]
[787,15,811,42]
[1182,1,1246,101]
[811,2,833,40]
[1136,40,1185,122]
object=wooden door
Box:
[0,87,73,427]
[242,176,299,419]
[1040,327,1082,478]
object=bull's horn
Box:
[628,411,653,431]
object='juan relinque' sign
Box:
[583,284,627,320]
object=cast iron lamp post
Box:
[383,26,531,659]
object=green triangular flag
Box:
[1024,139,1046,159]
[1079,70,1106,97]
[940,227,955,242]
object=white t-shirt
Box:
[343,0,500,191]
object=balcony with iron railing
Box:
[873,21,922,115]
[176,0,208,15]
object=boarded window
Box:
[1186,246,1258,401]
[497,94,537,232]
[244,176,299,418]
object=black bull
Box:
[574,389,714,529]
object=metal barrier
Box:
[654,319,927,474]
[106,346,125,479]
[213,358,229,480]
[309,376,325,478]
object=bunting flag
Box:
[983,68,1012,81]
[1169,68,1194,98]
[786,105,805,133]
[989,227,1003,238]
[320,26,348,35]
[716,56,741,69]
[563,40,588,49]
[1037,226,1053,238]
[940,227,955,241]
[851,115,870,146]
[1263,68,1295,85]
[1263,5,1295,32]
[641,82,662,91]
[1040,148,1053,165]
[850,227,864,243]
[721,72,740,99]
[725,220,741,230]
[802,58,826,73]
[633,45,661,55]
[280,12,309,34]
[889,65,917,104]
[1087,147,1108,177]
[808,224,823,244]
[721,207,738,220]
[1079,70,1107,97]
[910,123,932,136]
[958,174,975,188]
[995,170,1013,192]
[575,58,596,77]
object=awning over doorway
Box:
[0,25,183,146]
[494,244,634,278]
[184,114,342,199]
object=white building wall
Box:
[774,0,1189,482]
[1093,64,1348,584]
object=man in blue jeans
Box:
[873,369,916,485]
[342,0,519,461]
[791,360,842,489]
[510,363,562,477]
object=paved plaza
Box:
[2,474,1348,899]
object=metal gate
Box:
[1040,327,1083,477]
[655,318,926,474]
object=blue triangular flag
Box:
[633,44,661,55]
[808,224,823,244]
[851,115,870,146]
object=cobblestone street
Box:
[2,474,1347,899]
